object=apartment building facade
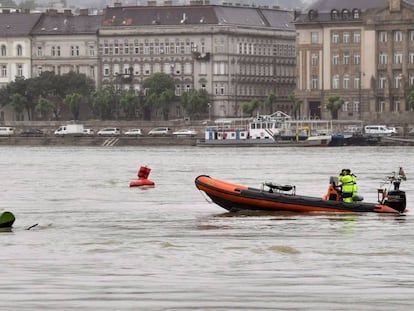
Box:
[1,4,296,122]
[0,12,41,122]
[294,0,414,123]
[99,4,296,119]
[30,9,103,86]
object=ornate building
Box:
[31,9,103,86]
[99,4,296,119]
[294,0,414,123]
[0,12,41,122]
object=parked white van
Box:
[0,127,14,136]
[364,125,394,136]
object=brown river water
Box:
[1,145,413,310]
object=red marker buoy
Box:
[129,166,155,187]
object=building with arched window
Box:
[294,0,414,123]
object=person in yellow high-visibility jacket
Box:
[339,169,354,203]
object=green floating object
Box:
[0,211,15,228]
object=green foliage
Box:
[35,96,54,120]
[91,89,115,120]
[242,98,261,116]
[1,71,95,120]
[263,93,276,113]
[9,93,27,115]
[406,86,414,111]
[142,73,175,120]
[288,92,303,119]
[63,93,83,120]
[326,95,344,120]
[180,89,209,119]
[120,91,140,120]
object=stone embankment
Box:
[0,136,199,147]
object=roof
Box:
[101,5,295,31]
[0,13,41,36]
[302,0,389,13]
[31,14,104,35]
[296,0,414,23]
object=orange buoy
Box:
[129,166,155,187]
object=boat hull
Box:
[195,175,403,214]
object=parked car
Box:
[124,129,143,136]
[97,128,121,136]
[20,129,44,137]
[0,127,14,136]
[83,128,95,136]
[172,129,198,137]
[148,127,172,136]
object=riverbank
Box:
[0,136,198,147]
[2,135,414,147]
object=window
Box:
[1,45,6,56]
[379,76,387,88]
[343,32,350,43]
[1,65,7,77]
[394,74,402,88]
[352,9,360,19]
[353,32,361,43]
[343,75,350,89]
[17,64,23,77]
[113,64,120,75]
[16,45,22,56]
[379,31,387,43]
[379,52,388,64]
[175,84,181,96]
[332,32,339,43]
[104,44,109,55]
[331,9,339,20]
[71,46,79,56]
[354,100,360,112]
[354,76,360,89]
[89,45,95,56]
[184,62,192,75]
[311,53,318,66]
[410,53,414,64]
[343,52,350,65]
[144,63,151,75]
[114,42,119,55]
[57,46,60,56]
[311,32,319,44]
[51,46,56,56]
[410,30,414,41]
[342,101,349,112]
[393,98,400,112]
[354,53,360,65]
[311,75,318,89]
[394,31,403,42]
[332,75,339,89]
[37,66,42,76]
[37,46,42,57]
[332,53,339,65]
[394,52,403,64]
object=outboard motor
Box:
[383,190,406,212]
[378,168,407,213]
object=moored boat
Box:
[194,172,407,214]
